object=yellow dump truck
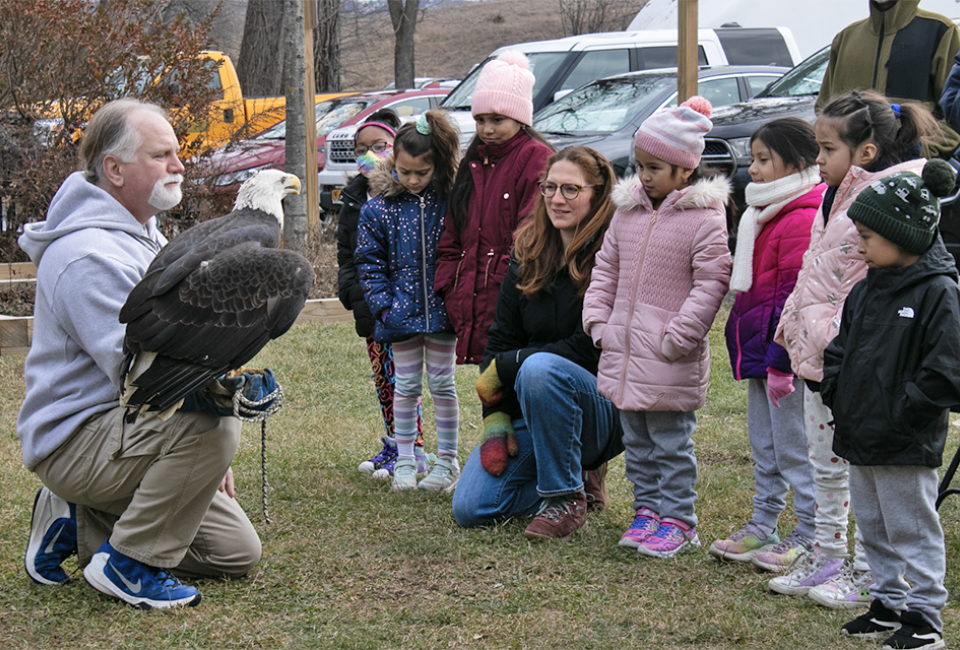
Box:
[181,51,350,155]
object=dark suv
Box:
[702,46,828,206]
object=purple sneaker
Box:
[358,437,397,475]
[769,553,844,596]
[618,507,660,548]
[637,518,701,559]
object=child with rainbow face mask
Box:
[336,109,432,480]
[356,138,393,176]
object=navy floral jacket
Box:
[356,166,452,344]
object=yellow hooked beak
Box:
[284,174,302,196]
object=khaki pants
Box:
[34,406,261,578]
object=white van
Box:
[439,27,801,146]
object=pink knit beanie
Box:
[633,96,713,168]
[471,51,535,126]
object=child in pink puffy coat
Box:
[582,97,731,559]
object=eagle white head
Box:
[233,169,302,228]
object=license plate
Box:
[331,188,342,202]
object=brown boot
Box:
[523,492,587,541]
[583,462,609,511]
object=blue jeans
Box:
[452,353,622,528]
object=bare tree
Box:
[558,0,639,36]
[314,0,341,92]
[387,0,419,90]
[237,0,286,96]
[283,0,308,252]
[161,0,246,60]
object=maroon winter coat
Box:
[434,130,552,364]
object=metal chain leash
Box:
[232,382,284,524]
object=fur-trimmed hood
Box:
[367,160,411,199]
[612,174,732,213]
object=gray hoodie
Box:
[17,172,166,470]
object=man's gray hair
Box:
[80,99,168,185]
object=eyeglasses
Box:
[538,182,595,200]
[353,141,392,157]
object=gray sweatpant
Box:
[849,465,947,631]
[747,377,816,539]
[621,409,698,527]
[34,405,261,578]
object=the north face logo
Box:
[898,307,915,319]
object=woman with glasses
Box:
[336,108,430,480]
[452,146,625,541]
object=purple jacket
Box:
[725,185,823,379]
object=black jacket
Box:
[336,173,375,337]
[821,237,960,467]
[483,255,622,469]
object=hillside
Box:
[339,0,589,91]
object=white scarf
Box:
[730,166,821,293]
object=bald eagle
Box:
[119,169,314,422]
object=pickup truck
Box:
[177,51,349,155]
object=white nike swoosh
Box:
[44,525,62,555]
[108,560,142,594]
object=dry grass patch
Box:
[1,313,959,648]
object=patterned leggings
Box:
[365,335,423,447]
[392,333,459,459]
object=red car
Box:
[200,87,450,195]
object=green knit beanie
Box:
[848,159,956,254]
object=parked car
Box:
[317,89,449,212]
[533,65,788,179]
[441,27,802,147]
[202,88,449,198]
[381,78,461,90]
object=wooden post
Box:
[304,0,320,234]
[677,0,698,104]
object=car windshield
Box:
[534,75,675,133]
[258,98,375,139]
[759,47,830,98]
[442,52,569,110]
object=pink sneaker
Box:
[618,507,660,548]
[637,518,701,559]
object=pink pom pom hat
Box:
[633,95,714,168]
[471,50,536,126]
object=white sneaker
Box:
[769,553,843,596]
[809,565,874,609]
[390,458,418,491]
[417,457,460,493]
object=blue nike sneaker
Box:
[84,541,201,609]
[24,486,77,585]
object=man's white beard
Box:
[149,174,183,212]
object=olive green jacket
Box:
[816,0,960,157]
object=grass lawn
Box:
[2,313,959,649]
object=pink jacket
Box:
[583,175,732,411]
[774,159,925,381]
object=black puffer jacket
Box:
[336,173,375,337]
[483,255,623,470]
[822,237,960,467]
